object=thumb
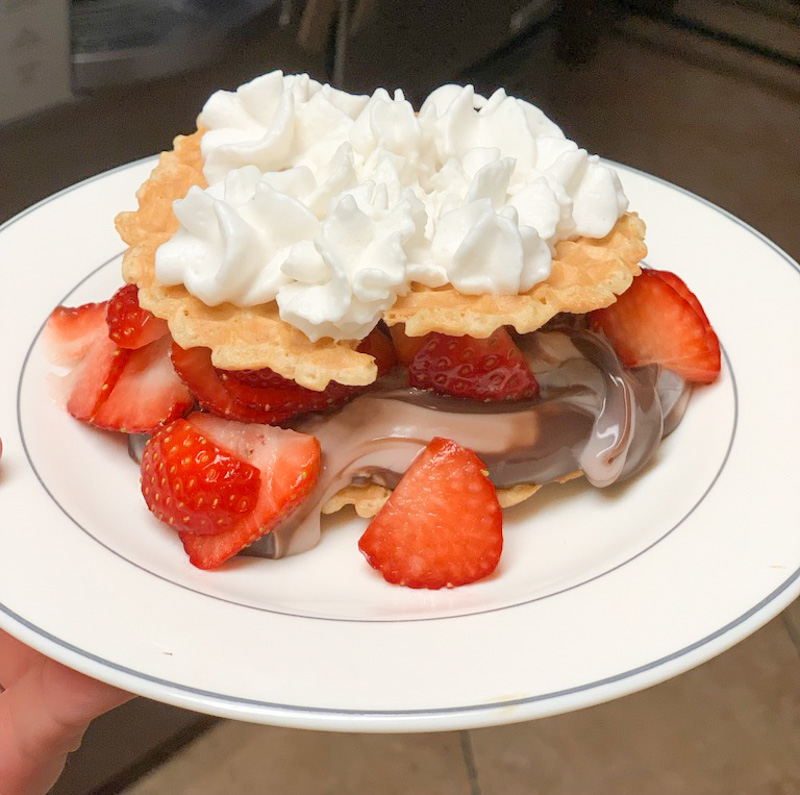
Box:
[0,658,132,795]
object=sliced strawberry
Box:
[44,300,109,364]
[221,326,397,411]
[49,295,190,431]
[106,284,170,349]
[66,335,131,422]
[224,368,293,389]
[358,437,503,589]
[407,327,539,401]
[167,413,321,569]
[173,327,398,425]
[171,343,281,424]
[91,335,194,433]
[356,325,398,374]
[650,270,711,323]
[389,324,426,366]
[218,373,347,421]
[141,418,261,536]
[588,269,721,384]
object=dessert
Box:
[44,72,721,588]
[115,73,643,387]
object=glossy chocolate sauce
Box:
[244,326,690,559]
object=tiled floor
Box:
[122,608,800,794]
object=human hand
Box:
[0,630,133,795]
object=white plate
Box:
[1,159,799,732]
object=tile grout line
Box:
[459,731,483,795]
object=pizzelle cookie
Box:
[116,131,646,391]
[321,471,584,518]
[385,212,645,337]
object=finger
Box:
[38,656,133,730]
[0,658,132,795]
[0,630,43,688]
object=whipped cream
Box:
[155,71,628,342]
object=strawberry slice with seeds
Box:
[45,298,132,421]
[173,327,398,425]
[149,413,321,569]
[218,364,353,417]
[91,335,194,433]
[47,294,190,432]
[66,335,131,422]
[358,437,503,589]
[44,300,109,364]
[408,327,539,401]
[141,418,261,536]
[171,344,281,423]
[106,284,170,349]
[589,269,721,384]
[220,326,397,413]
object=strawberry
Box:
[389,324,426,365]
[218,360,356,416]
[90,335,194,433]
[141,418,261,535]
[46,293,191,432]
[66,335,131,422]
[106,284,170,349]
[223,326,395,394]
[44,300,109,364]
[142,412,321,569]
[588,269,721,384]
[407,327,539,401]
[357,325,398,374]
[358,437,503,589]
[171,343,285,424]
[220,326,397,413]
[173,327,398,425]
[650,270,711,323]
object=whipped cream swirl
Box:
[155,71,628,342]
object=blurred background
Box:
[1,1,799,792]
[1,0,798,258]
